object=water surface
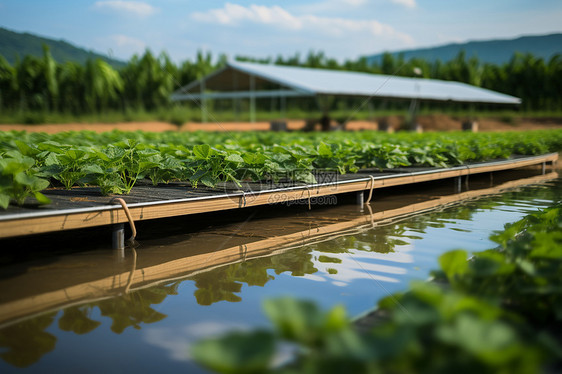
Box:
[0,170,560,373]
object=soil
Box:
[0,115,560,133]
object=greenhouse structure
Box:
[171,60,521,123]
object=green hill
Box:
[0,27,125,68]
[365,33,562,65]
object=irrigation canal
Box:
[0,166,560,372]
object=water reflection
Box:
[0,313,57,368]
[58,306,100,335]
[95,284,176,333]
[193,249,318,305]
[0,282,181,368]
[0,170,560,370]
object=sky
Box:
[1,0,561,63]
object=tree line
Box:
[0,46,223,115]
[0,46,561,118]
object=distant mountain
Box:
[365,33,562,65]
[0,27,125,67]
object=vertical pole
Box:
[112,223,125,252]
[250,75,256,123]
[464,174,469,190]
[232,71,237,121]
[542,162,546,175]
[408,98,418,131]
[281,95,286,120]
[356,191,364,211]
[200,78,207,123]
[235,98,240,121]
[455,176,462,193]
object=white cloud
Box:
[192,4,301,29]
[340,0,368,6]
[145,328,191,361]
[191,3,413,44]
[144,322,248,361]
[390,0,417,9]
[293,0,369,14]
[93,1,157,17]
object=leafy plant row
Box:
[191,202,562,374]
[1,129,562,209]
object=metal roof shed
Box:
[171,60,521,122]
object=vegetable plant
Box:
[0,151,51,208]
[0,128,561,209]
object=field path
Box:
[0,116,560,133]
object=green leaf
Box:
[14,172,36,187]
[37,141,64,153]
[529,231,562,258]
[0,193,9,209]
[14,140,36,156]
[318,142,333,157]
[200,176,217,188]
[44,153,60,167]
[436,314,518,364]
[193,144,212,160]
[224,172,242,188]
[439,249,468,281]
[34,192,51,205]
[225,153,244,164]
[294,171,316,185]
[263,298,321,344]
[93,149,111,162]
[66,149,86,160]
[469,250,512,276]
[269,153,290,164]
[1,157,34,175]
[31,177,50,191]
[516,259,537,276]
[324,304,348,332]
[81,164,104,174]
[324,329,371,360]
[191,330,275,374]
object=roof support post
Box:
[408,98,419,132]
[249,74,256,123]
[200,77,207,123]
[232,72,239,121]
[280,95,286,120]
[408,80,421,132]
[233,97,240,121]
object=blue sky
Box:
[1,0,561,63]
